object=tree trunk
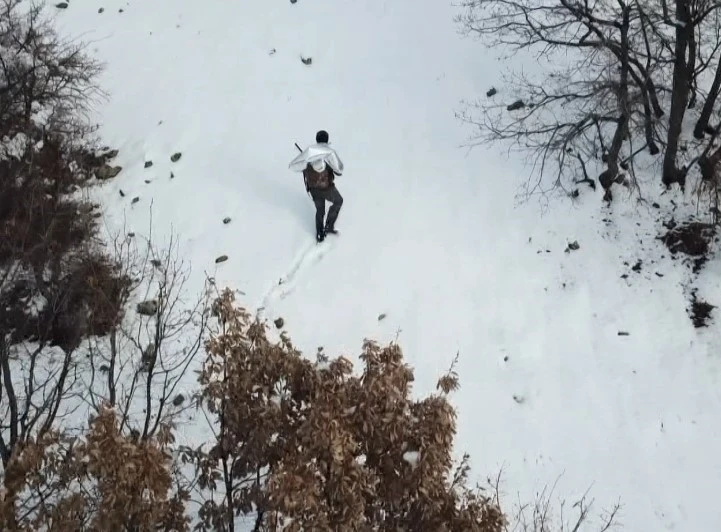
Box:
[687,25,697,109]
[600,5,631,195]
[694,57,721,139]
[639,84,660,154]
[662,0,692,188]
[699,143,721,182]
[0,336,18,467]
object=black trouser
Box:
[309,185,343,234]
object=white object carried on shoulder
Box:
[288,143,344,175]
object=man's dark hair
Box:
[316,130,329,143]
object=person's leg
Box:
[310,190,327,240]
[324,186,343,232]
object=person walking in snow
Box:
[289,130,344,242]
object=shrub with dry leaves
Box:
[183,288,507,532]
[0,405,189,531]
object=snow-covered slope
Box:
[55,0,721,530]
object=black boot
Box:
[316,229,326,242]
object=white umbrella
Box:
[288,143,344,174]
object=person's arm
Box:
[327,150,344,175]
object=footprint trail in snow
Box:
[256,237,337,322]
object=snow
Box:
[50,0,721,530]
[402,450,420,468]
[0,133,28,160]
[25,292,48,317]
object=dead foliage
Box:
[0,0,135,521]
[660,220,715,257]
[0,0,126,350]
[0,405,190,531]
[182,288,507,532]
[0,127,130,352]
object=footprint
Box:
[256,238,336,320]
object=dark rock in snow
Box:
[119,189,125,197]
[486,87,497,97]
[506,99,525,111]
[378,313,387,321]
[565,240,580,252]
[223,217,232,224]
[131,196,140,205]
[56,2,68,8]
[618,331,630,336]
[144,179,151,184]
[172,394,185,406]
[170,172,175,179]
[215,255,229,264]
[98,7,104,13]
[274,317,284,329]
[301,56,312,65]
[144,160,153,168]
[137,300,158,316]
[95,165,122,180]
[171,152,182,162]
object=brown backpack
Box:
[302,162,333,191]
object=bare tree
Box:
[0,2,143,525]
[658,0,721,188]
[455,0,663,199]
[0,0,104,138]
[693,55,721,139]
[82,222,211,442]
[499,476,621,532]
[455,0,721,204]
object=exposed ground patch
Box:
[660,219,716,273]
[689,290,716,328]
[658,219,717,327]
